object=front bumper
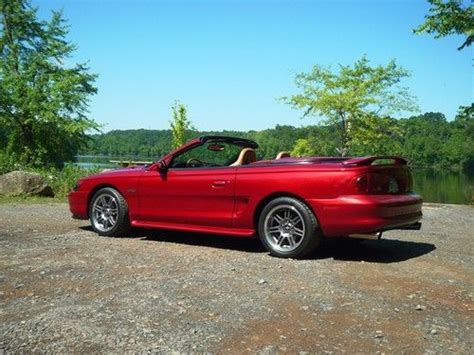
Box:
[308,193,423,237]
[68,190,89,219]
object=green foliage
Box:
[350,115,404,156]
[247,125,302,158]
[451,104,474,173]
[83,129,240,159]
[0,0,99,168]
[289,125,341,157]
[291,139,315,157]
[84,129,173,158]
[50,165,100,198]
[80,110,473,173]
[414,0,474,50]
[32,164,100,199]
[170,101,193,149]
[0,149,19,174]
[400,112,451,166]
[0,161,99,199]
[282,56,418,156]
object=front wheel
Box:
[89,187,130,236]
[258,197,321,258]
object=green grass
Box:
[0,164,101,202]
[32,165,101,199]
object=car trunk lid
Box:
[344,157,413,195]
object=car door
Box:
[137,143,238,228]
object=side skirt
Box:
[130,220,255,238]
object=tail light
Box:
[349,172,412,195]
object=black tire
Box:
[257,197,321,258]
[89,187,130,237]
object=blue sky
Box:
[36,0,472,132]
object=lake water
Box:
[412,169,473,205]
[74,156,473,205]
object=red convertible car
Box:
[69,136,422,258]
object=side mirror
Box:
[158,160,168,173]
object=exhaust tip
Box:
[348,232,382,240]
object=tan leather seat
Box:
[275,151,290,159]
[230,148,257,166]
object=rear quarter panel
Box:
[233,164,356,232]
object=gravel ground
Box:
[0,202,473,353]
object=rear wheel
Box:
[89,187,130,236]
[258,197,321,258]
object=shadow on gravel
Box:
[79,226,435,262]
[140,230,267,253]
[311,238,436,263]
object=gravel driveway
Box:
[0,202,473,353]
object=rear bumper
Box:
[68,190,89,219]
[309,194,423,237]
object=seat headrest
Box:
[275,151,290,159]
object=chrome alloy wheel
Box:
[263,204,306,252]
[91,193,119,232]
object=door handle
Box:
[212,180,227,188]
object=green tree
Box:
[82,114,473,170]
[414,0,474,50]
[291,138,315,157]
[400,112,451,166]
[170,101,192,149]
[449,104,474,173]
[0,0,99,167]
[289,125,340,157]
[282,56,418,156]
[349,114,404,156]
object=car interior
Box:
[170,140,292,169]
[275,151,290,159]
[230,148,257,166]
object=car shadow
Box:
[310,238,436,263]
[138,229,266,253]
[79,226,436,263]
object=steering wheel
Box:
[186,158,204,168]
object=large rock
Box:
[0,171,54,197]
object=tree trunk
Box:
[18,121,35,164]
[338,111,349,157]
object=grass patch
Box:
[0,165,101,202]
[32,165,101,199]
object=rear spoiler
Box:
[342,156,409,167]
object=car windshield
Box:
[170,142,252,168]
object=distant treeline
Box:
[82,112,473,172]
